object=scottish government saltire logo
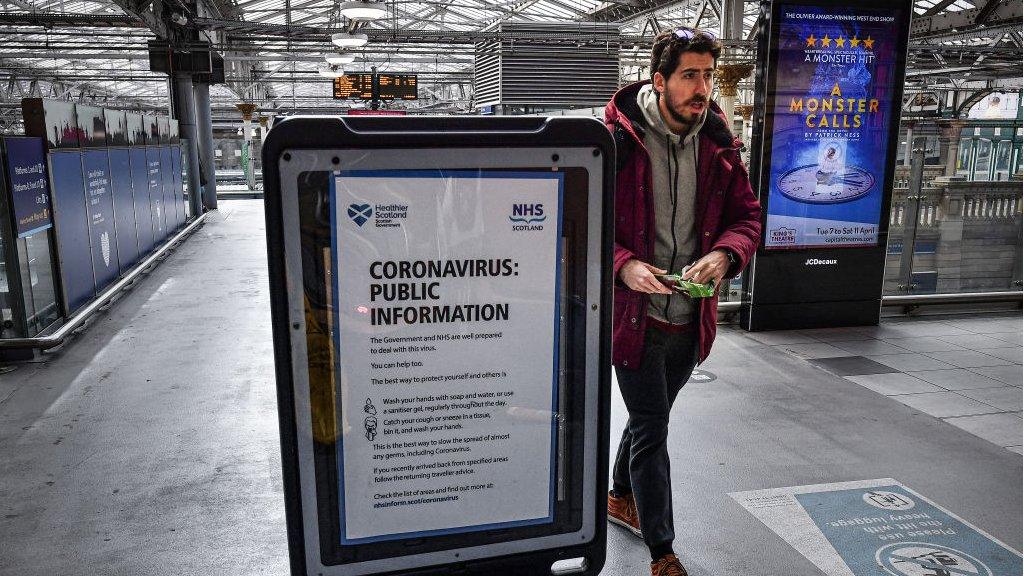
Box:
[348,203,372,226]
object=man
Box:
[603,28,761,576]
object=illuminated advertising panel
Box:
[762,3,909,250]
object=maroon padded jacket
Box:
[605,80,762,367]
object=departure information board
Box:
[377,74,417,100]
[332,73,418,101]
[333,74,374,100]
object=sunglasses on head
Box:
[673,27,717,41]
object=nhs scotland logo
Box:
[509,203,546,231]
[348,203,372,226]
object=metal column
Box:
[194,81,218,211]
[897,148,925,292]
[170,72,203,218]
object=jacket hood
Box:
[605,80,737,149]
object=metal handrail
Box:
[881,291,1023,306]
[717,291,1022,315]
[0,213,207,351]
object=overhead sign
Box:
[3,137,53,238]
[333,170,562,542]
[730,479,1023,576]
[376,74,417,100]
[333,73,418,101]
[762,4,908,250]
[333,73,374,100]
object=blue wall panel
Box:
[159,146,180,231]
[48,150,94,313]
[108,148,139,272]
[145,147,166,243]
[129,147,154,254]
[82,149,120,291]
[170,146,186,224]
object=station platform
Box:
[0,199,1019,576]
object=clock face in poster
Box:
[777,163,874,204]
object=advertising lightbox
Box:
[742,0,913,331]
[762,4,907,250]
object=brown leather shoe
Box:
[607,491,642,538]
[650,553,688,576]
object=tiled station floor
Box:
[1,200,1019,576]
[741,317,1022,453]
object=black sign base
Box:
[742,299,880,331]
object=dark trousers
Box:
[612,326,699,552]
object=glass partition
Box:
[956,137,972,176]
[995,140,1012,180]
[0,234,10,338]
[17,230,60,335]
[974,138,992,180]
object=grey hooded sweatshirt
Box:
[636,84,705,325]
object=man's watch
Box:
[722,249,738,266]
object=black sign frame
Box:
[262,116,613,576]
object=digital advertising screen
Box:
[762,3,909,250]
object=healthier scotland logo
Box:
[348,203,372,226]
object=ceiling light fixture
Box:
[324,52,356,65]
[331,32,369,48]
[338,1,388,21]
[318,65,346,78]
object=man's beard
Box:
[664,91,708,129]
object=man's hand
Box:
[682,249,730,288]
[619,259,673,295]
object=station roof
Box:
[0,0,1020,127]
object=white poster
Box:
[332,170,563,542]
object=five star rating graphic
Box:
[806,35,874,49]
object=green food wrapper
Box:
[658,273,717,298]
